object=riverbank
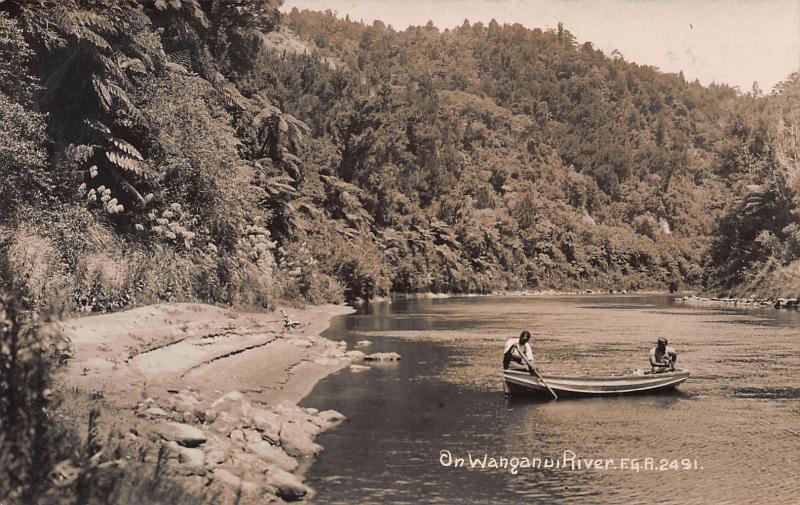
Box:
[678,294,800,310]
[360,288,679,305]
[55,302,377,503]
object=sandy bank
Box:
[56,302,370,503]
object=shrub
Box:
[0,288,68,502]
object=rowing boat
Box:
[503,369,690,398]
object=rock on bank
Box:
[58,302,357,503]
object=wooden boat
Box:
[503,368,690,398]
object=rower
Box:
[649,337,677,373]
[503,330,534,371]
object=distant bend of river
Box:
[300,295,800,505]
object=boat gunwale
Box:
[504,369,690,382]
[504,374,689,395]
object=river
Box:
[301,295,800,504]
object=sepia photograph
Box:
[1,0,799,503]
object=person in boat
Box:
[503,330,534,371]
[649,337,677,373]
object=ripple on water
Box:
[307,295,800,505]
[731,386,800,399]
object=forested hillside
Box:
[1,2,798,312]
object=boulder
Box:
[155,422,207,447]
[242,429,262,444]
[247,440,297,471]
[248,408,282,443]
[280,422,322,457]
[140,406,171,419]
[317,409,346,424]
[229,451,270,476]
[169,390,202,412]
[208,411,237,434]
[203,409,218,424]
[355,340,372,348]
[280,410,321,437]
[274,401,303,416]
[209,391,251,420]
[267,468,309,501]
[212,468,240,487]
[176,446,205,471]
[345,350,365,360]
[364,352,401,361]
[229,429,245,443]
[212,468,260,494]
[315,409,346,431]
[349,364,370,373]
[204,448,228,469]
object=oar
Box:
[515,345,558,400]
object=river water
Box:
[301,295,800,504]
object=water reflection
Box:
[304,296,800,504]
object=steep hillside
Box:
[1,2,795,313]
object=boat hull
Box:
[503,369,690,398]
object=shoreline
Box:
[361,288,685,304]
[57,302,366,502]
[677,295,800,311]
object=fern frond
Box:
[167,49,190,66]
[105,82,132,107]
[110,138,144,161]
[105,82,147,125]
[72,11,116,35]
[66,144,96,163]
[106,150,142,176]
[264,175,298,196]
[84,119,111,135]
[92,78,113,111]
[106,164,147,206]
[75,26,110,50]
[97,53,127,83]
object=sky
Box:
[280,0,800,92]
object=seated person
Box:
[503,330,534,371]
[649,337,677,373]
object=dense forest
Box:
[1,1,798,314]
[2,1,799,502]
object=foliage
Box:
[706,75,800,295]
[2,0,798,309]
[0,287,68,502]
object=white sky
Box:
[281,0,800,92]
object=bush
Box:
[0,288,68,502]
